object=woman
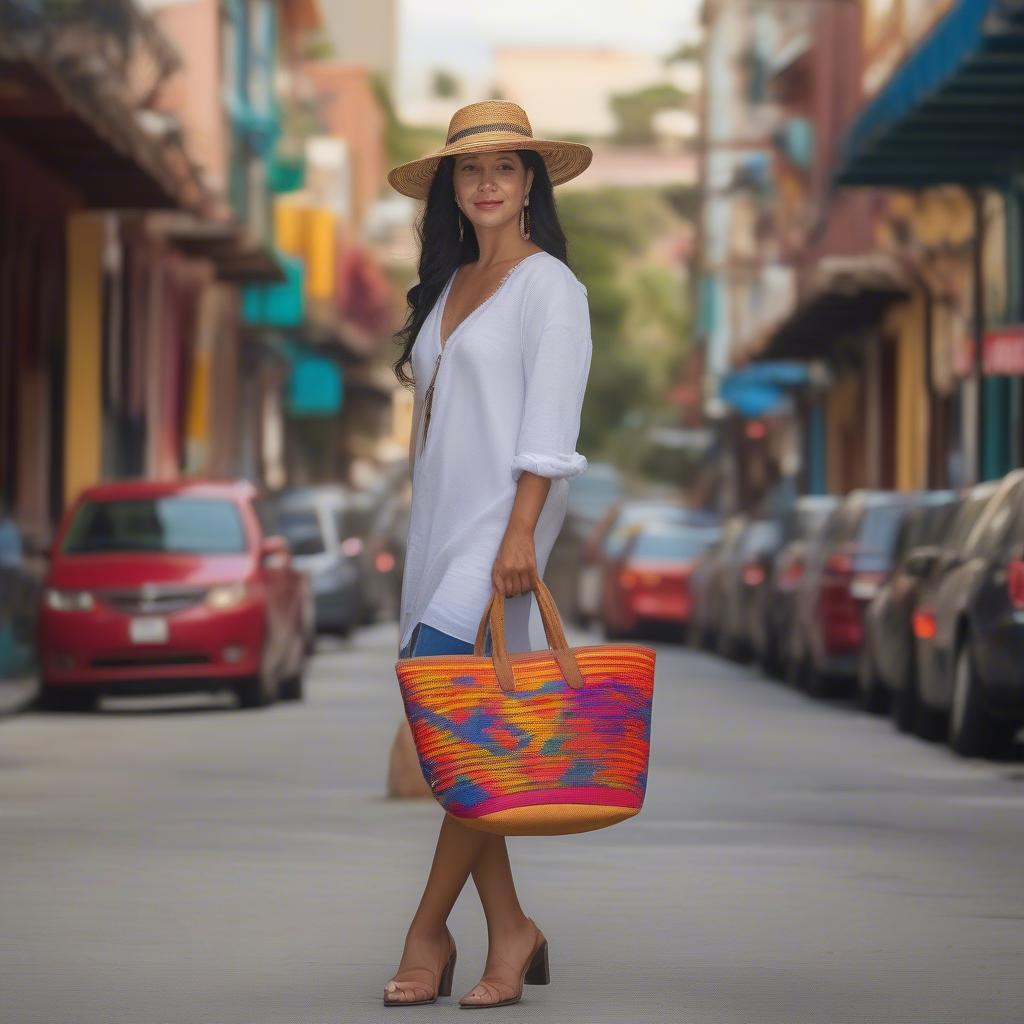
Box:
[383,100,594,1008]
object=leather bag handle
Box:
[473,577,585,694]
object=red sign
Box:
[955,327,1024,377]
[984,327,1024,376]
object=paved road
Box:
[2,622,1023,1024]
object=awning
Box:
[837,0,1024,187]
[720,362,812,418]
[0,12,206,211]
[261,337,344,417]
[753,256,909,362]
[160,220,286,284]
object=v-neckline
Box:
[437,250,545,351]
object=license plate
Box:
[130,617,168,644]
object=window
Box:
[275,508,325,557]
[64,497,247,555]
[857,504,907,557]
[631,531,715,562]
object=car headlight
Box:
[45,588,95,612]
[205,582,249,610]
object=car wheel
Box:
[891,644,919,734]
[280,668,305,702]
[804,657,834,699]
[235,647,276,709]
[857,647,889,715]
[949,642,1014,758]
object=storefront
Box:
[837,0,1024,482]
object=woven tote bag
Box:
[395,578,655,836]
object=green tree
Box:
[609,83,689,146]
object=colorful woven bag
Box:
[395,578,655,836]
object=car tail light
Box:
[742,563,765,587]
[912,609,937,640]
[619,569,638,589]
[375,551,396,573]
[340,536,363,557]
[824,551,853,578]
[1008,560,1024,609]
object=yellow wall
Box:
[887,296,929,490]
[64,213,103,507]
[275,199,336,300]
[826,371,863,495]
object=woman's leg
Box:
[459,836,541,1005]
[384,814,490,1002]
[386,622,491,1002]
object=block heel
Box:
[438,949,457,997]
[524,939,549,985]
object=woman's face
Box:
[452,150,534,232]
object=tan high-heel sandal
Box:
[383,930,457,1006]
[458,920,550,1009]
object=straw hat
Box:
[386,100,593,201]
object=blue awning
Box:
[720,362,811,418]
[837,0,1024,187]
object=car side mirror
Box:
[905,545,939,578]
[260,535,291,570]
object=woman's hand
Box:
[492,523,539,598]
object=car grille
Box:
[97,586,207,615]
[91,652,212,670]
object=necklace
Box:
[418,252,542,457]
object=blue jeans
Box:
[399,621,492,659]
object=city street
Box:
[2,623,1023,1023]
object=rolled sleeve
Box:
[511,311,592,484]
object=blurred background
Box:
[4,0,1024,764]
[4,3,1024,1021]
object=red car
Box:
[37,480,310,711]
[601,523,719,641]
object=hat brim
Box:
[386,136,593,200]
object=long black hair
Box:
[392,149,569,389]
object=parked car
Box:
[544,462,627,616]
[271,486,368,634]
[37,480,308,711]
[600,522,719,641]
[753,495,839,676]
[715,518,784,661]
[365,484,412,622]
[858,492,958,716]
[577,499,717,626]
[788,490,925,697]
[688,515,748,651]
[911,470,1024,756]
[895,483,995,736]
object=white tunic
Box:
[398,249,592,656]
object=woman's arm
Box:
[492,472,551,598]
[492,275,593,599]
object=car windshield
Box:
[63,497,247,555]
[276,508,325,556]
[567,474,624,521]
[631,530,715,561]
[857,505,907,556]
[741,521,782,556]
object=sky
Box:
[396,0,702,102]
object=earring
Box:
[519,194,531,240]
[458,211,464,243]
